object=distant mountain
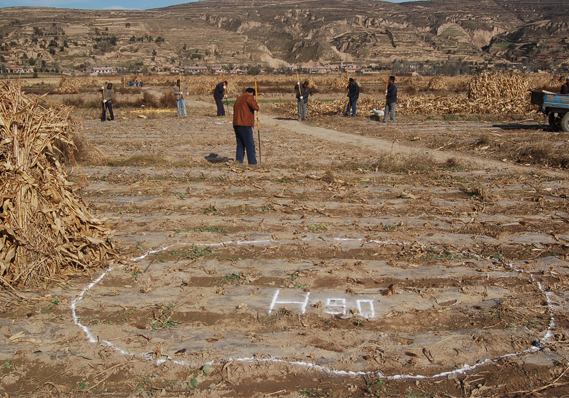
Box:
[0,0,566,73]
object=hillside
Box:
[0,0,567,74]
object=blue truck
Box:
[531,90,569,132]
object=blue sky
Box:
[1,0,415,10]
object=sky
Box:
[0,0,415,10]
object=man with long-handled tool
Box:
[344,77,359,117]
[172,78,189,117]
[294,79,311,121]
[255,78,262,164]
[214,77,228,116]
[383,75,398,123]
[232,86,259,165]
[99,82,114,122]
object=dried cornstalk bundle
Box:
[468,71,532,101]
[52,76,80,94]
[398,94,535,115]
[0,82,116,289]
[273,92,535,117]
[52,76,105,94]
[327,75,350,91]
[427,76,448,90]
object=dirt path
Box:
[189,100,557,175]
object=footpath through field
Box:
[188,100,552,174]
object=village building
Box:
[184,66,208,74]
[91,66,117,75]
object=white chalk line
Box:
[71,238,556,379]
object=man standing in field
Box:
[561,76,569,95]
[383,76,397,123]
[295,80,311,121]
[214,80,228,116]
[173,79,189,117]
[344,78,359,117]
[99,82,114,122]
[233,88,259,165]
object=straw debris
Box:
[0,82,116,289]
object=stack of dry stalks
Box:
[52,76,81,94]
[52,76,106,94]
[273,72,537,116]
[328,75,349,91]
[427,76,448,90]
[0,83,116,290]
[468,71,531,101]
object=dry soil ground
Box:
[2,94,569,398]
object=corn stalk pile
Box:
[0,83,116,289]
[52,76,80,94]
[273,72,537,117]
[427,76,448,90]
[52,76,105,94]
[327,75,349,91]
[468,71,531,101]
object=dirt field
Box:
[2,91,569,398]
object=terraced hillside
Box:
[0,0,567,73]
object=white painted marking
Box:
[268,289,310,314]
[324,298,346,316]
[69,241,558,380]
[356,299,375,319]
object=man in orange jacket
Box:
[233,87,259,165]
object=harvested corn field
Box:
[1,75,569,397]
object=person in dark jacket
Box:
[383,76,397,123]
[214,80,227,116]
[561,76,569,95]
[344,78,359,117]
[294,80,311,121]
[99,83,114,122]
[233,88,260,165]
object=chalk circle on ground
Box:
[71,239,555,379]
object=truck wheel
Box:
[562,113,569,133]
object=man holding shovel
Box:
[344,78,359,117]
[99,82,114,122]
[214,80,228,116]
[383,76,398,123]
[173,79,189,117]
[233,87,259,165]
[294,80,311,121]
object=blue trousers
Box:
[234,126,257,165]
[176,98,187,117]
[345,99,357,116]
